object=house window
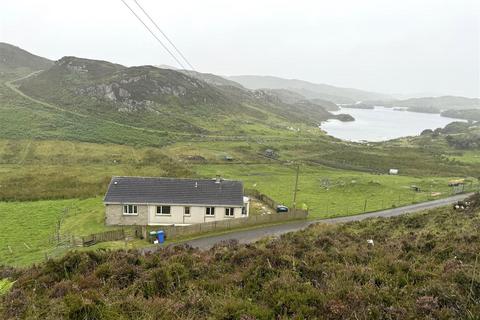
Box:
[206,207,215,216]
[225,207,235,217]
[156,205,171,215]
[242,207,247,215]
[184,206,191,216]
[123,204,138,215]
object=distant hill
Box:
[258,88,305,104]
[358,96,480,112]
[307,98,340,111]
[251,89,352,122]
[154,65,246,89]
[228,75,392,104]
[441,109,480,122]
[177,69,245,89]
[255,88,340,112]
[0,42,53,75]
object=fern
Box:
[0,279,14,296]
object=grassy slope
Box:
[1,56,479,267]
[0,75,175,146]
[1,139,478,266]
[449,151,480,164]
[0,198,112,266]
[0,137,478,267]
[0,139,193,201]
[15,58,342,135]
[1,202,479,319]
[0,42,53,76]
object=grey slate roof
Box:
[104,176,244,206]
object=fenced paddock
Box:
[244,188,279,208]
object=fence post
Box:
[363,199,367,213]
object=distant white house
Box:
[389,169,399,175]
[104,176,250,226]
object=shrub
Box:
[1,206,479,319]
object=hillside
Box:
[0,43,357,145]
[228,75,392,104]
[250,89,352,123]
[309,98,340,111]
[0,42,53,75]
[14,55,349,134]
[1,195,479,319]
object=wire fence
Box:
[318,184,479,218]
[2,184,478,264]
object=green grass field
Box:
[0,138,479,266]
[0,198,108,266]
[196,163,476,217]
[2,161,477,266]
[1,75,479,265]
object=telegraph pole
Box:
[292,164,300,211]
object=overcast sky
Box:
[1,0,479,97]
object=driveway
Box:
[151,193,472,251]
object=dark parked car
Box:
[276,205,289,213]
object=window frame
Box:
[184,206,191,216]
[156,205,171,216]
[225,207,235,217]
[205,207,215,216]
[123,204,138,215]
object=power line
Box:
[133,0,196,71]
[120,0,187,70]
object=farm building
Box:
[104,176,250,226]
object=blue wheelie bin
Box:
[156,230,165,244]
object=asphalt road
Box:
[158,193,472,251]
